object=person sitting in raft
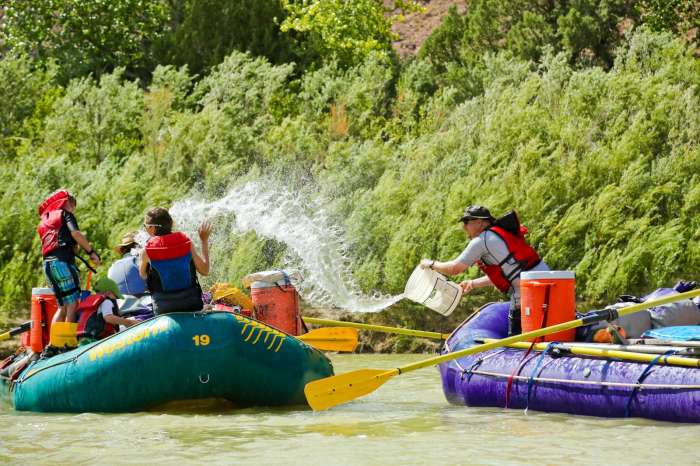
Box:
[138,207,212,314]
[37,189,101,349]
[77,277,138,344]
[108,231,147,297]
[420,205,549,336]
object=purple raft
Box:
[439,302,700,423]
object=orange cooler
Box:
[520,271,576,342]
[251,280,302,336]
[30,287,59,352]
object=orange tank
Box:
[520,271,576,342]
[30,288,58,352]
[251,281,302,336]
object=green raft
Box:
[5,311,333,412]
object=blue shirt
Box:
[108,252,147,296]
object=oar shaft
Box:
[484,339,700,368]
[303,317,449,340]
[397,288,700,375]
[0,321,32,341]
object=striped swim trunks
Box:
[44,259,81,305]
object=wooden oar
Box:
[482,339,700,368]
[0,321,32,342]
[304,288,700,411]
[303,317,449,340]
[297,327,359,352]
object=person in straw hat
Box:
[108,231,147,297]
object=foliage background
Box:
[1,0,699,339]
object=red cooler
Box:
[520,271,576,342]
[251,280,302,336]
[30,287,58,352]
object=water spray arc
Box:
[170,181,403,312]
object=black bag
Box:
[493,210,521,235]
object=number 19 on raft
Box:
[192,334,210,346]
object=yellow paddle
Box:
[484,339,700,368]
[303,317,449,340]
[304,288,700,411]
[297,327,359,352]
[0,321,32,342]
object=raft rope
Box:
[464,368,700,390]
[525,342,558,413]
[505,284,551,409]
[624,350,679,418]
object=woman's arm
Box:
[138,250,149,280]
[191,221,212,276]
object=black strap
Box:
[75,254,98,273]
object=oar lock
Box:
[581,307,620,325]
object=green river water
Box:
[1,353,698,465]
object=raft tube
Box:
[439,302,700,423]
[5,311,333,412]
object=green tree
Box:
[1,0,170,83]
[280,0,422,68]
[421,0,641,71]
[638,0,700,33]
[159,0,298,77]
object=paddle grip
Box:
[580,307,619,325]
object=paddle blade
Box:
[305,368,396,411]
[298,327,359,352]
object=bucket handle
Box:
[274,270,292,292]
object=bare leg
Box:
[65,301,79,323]
[54,306,67,323]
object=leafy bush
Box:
[2,0,170,83]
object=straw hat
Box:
[112,231,139,254]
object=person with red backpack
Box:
[420,205,549,336]
[37,189,101,349]
[76,277,138,344]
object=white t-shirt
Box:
[98,300,117,318]
[456,229,549,301]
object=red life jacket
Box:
[38,190,70,216]
[37,190,71,256]
[476,225,541,293]
[76,294,118,340]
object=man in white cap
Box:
[420,205,549,335]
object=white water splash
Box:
[169,181,403,312]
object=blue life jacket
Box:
[144,232,202,314]
[145,232,197,292]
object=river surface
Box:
[1,353,698,465]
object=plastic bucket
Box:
[251,281,302,335]
[404,265,463,316]
[30,288,58,352]
[520,271,576,342]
